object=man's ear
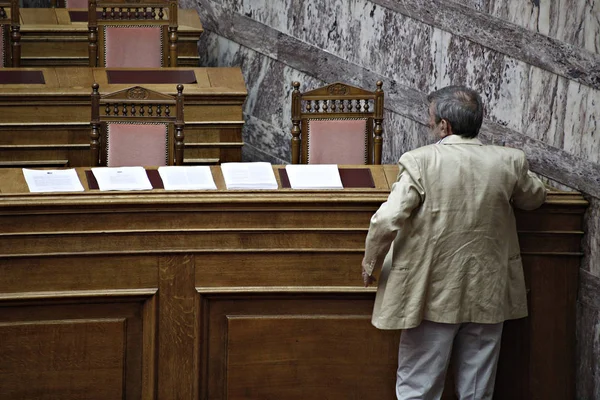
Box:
[440,119,449,136]
[440,119,453,136]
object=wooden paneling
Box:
[0,295,156,399]
[0,166,587,399]
[0,67,247,167]
[202,296,400,399]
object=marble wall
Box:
[187,0,600,396]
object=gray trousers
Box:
[396,320,503,400]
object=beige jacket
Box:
[362,135,547,330]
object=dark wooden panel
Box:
[0,209,375,233]
[0,255,158,294]
[0,319,126,399]
[226,315,399,399]
[202,294,399,399]
[0,297,153,400]
[527,255,579,400]
[0,230,370,256]
[157,254,198,399]
[195,252,364,288]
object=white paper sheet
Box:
[221,162,278,190]
[285,164,343,189]
[91,167,153,191]
[22,168,85,193]
[158,166,217,190]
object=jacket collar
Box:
[438,134,483,145]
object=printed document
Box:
[221,162,278,190]
[158,166,217,190]
[285,164,343,189]
[91,167,153,191]
[22,168,85,193]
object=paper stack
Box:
[158,166,217,190]
[22,168,85,193]
[221,162,278,190]
[91,166,152,191]
[285,164,343,189]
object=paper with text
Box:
[158,166,217,190]
[285,164,343,189]
[91,167,153,191]
[221,162,278,190]
[22,168,85,193]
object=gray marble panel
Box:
[453,0,600,54]
[371,0,600,91]
[576,281,600,399]
[382,110,433,164]
[582,197,600,277]
[203,0,600,168]
[197,5,600,198]
[563,81,600,164]
[243,113,290,164]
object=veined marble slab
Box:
[453,0,600,54]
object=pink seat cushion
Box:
[307,119,368,164]
[107,123,168,167]
[0,28,5,67]
[65,0,88,8]
[104,26,162,68]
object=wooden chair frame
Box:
[90,83,185,166]
[291,81,384,164]
[0,0,20,67]
[88,0,178,67]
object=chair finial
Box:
[92,82,99,93]
[177,84,184,94]
[376,81,383,91]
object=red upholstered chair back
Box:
[0,0,20,67]
[88,0,178,68]
[290,81,384,165]
[90,83,185,167]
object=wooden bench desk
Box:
[0,165,585,400]
[0,67,247,167]
[18,8,203,67]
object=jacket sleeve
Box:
[362,153,423,275]
[512,153,547,210]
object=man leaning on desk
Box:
[361,85,547,399]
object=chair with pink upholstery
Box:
[90,83,185,167]
[0,0,20,67]
[290,81,384,164]
[88,0,178,68]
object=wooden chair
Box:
[0,0,20,67]
[290,81,384,164]
[88,0,178,68]
[90,83,185,167]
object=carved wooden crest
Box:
[127,87,149,100]
[327,83,349,96]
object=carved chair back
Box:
[0,0,20,67]
[291,81,384,164]
[90,83,185,167]
[88,0,178,68]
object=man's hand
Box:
[362,268,376,288]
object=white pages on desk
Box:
[158,166,217,190]
[221,162,278,190]
[22,168,85,193]
[91,166,153,191]
[285,164,343,189]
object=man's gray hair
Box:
[427,86,484,138]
